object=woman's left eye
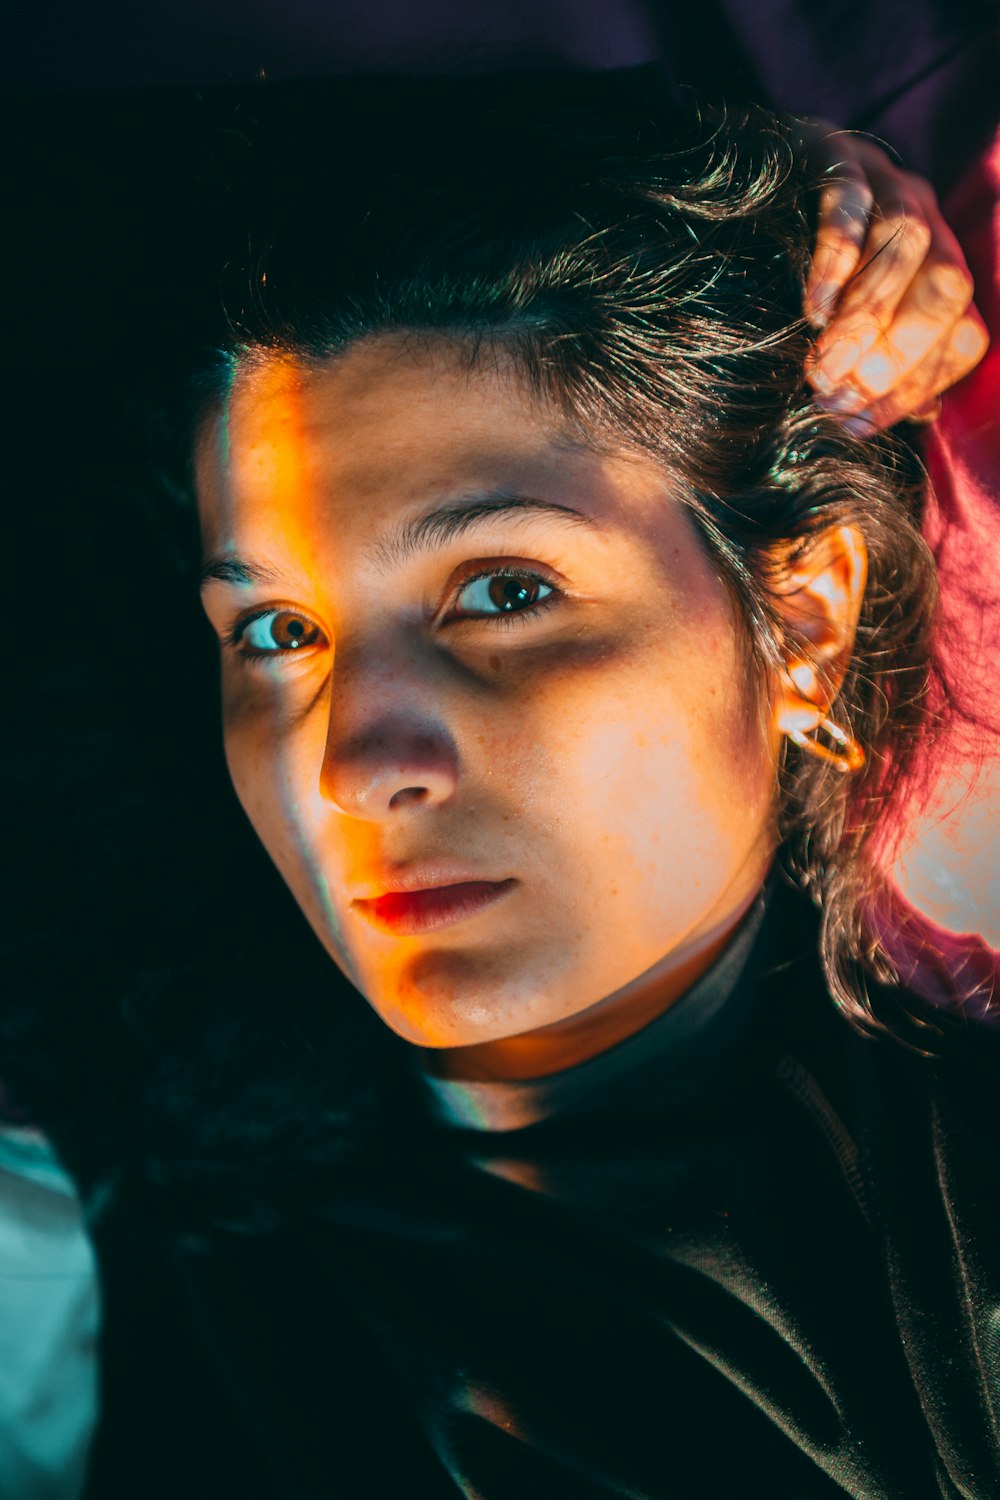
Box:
[450,568,558,626]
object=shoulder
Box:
[758,879,1000,1489]
[750,875,1000,1277]
[758,874,1000,1154]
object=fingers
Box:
[802,127,988,434]
[809,152,937,379]
[805,137,874,328]
[808,220,975,408]
[906,396,944,426]
[830,308,989,436]
[823,160,935,331]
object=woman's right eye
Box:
[225,609,325,661]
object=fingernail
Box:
[841,412,875,438]
[808,364,837,395]
[906,397,943,427]
[814,388,867,415]
[806,281,836,329]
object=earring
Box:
[778,662,865,775]
[785,714,866,774]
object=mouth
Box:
[352,879,518,936]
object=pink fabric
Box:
[880,127,1000,1016]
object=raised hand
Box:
[801,122,989,435]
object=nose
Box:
[321,723,459,817]
[318,640,460,819]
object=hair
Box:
[4,80,947,1237]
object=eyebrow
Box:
[372,492,599,572]
[199,557,287,590]
[199,492,600,591]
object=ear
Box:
[770,524,868,738]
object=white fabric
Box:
[0,1123,101,1500]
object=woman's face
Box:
[196,338,781,1050]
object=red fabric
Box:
[880,127,1000,1016]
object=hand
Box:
[800,121,989,435]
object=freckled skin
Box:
[196,338,785,1078]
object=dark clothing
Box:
[75,881,1000,1498]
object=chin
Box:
[361,954,563,1050]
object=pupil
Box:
[275,614,311,650]
[493,578,533,611]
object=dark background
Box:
[3,1,997,376]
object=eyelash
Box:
[220,565,563,664]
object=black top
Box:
[77,879,1000,1498]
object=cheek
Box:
[221,698,314,875]
[222,705,362,981]
[567,703,747,874]
[537,621,776,898]
[222,704,276,831]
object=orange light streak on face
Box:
[219,353,312,563]
[210,353,360,981]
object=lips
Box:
[353,879,517,936]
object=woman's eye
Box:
[451,569,556,623]
[232,609,324,657]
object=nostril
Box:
[388,785,431,809]
[320,728,459,817]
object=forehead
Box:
[194,336,687,568]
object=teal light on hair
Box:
[215,349,239,469]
